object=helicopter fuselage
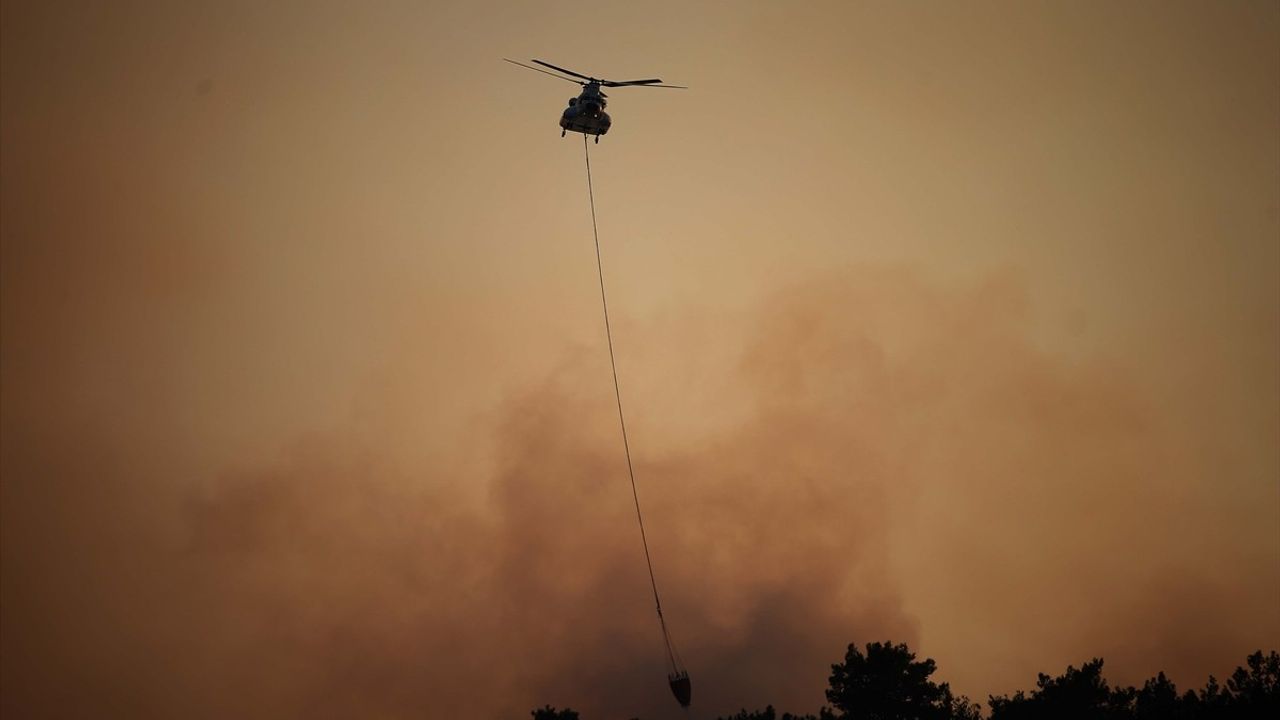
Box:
[560,82,611,138]
[504,58,683,141]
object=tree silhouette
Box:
[530,706,579,720]
[529,645,1278,719]
[716,705,825,720]
[825,641,980,720]
[987,658,1132,720]
[988,652,1280,720]
[1132,671,1195,720]
[1225,649,1280,713]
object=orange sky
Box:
[3,1,1278,718]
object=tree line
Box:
[531,641,1279,719]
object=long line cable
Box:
[582,135,684,675]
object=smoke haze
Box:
[5,266,1276,718]
[3,1,1277,718]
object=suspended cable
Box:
[582,135,688,691]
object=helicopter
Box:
[504,58,686,142]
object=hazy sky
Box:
[3,1,1277,718]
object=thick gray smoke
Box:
[3,268,1277,719]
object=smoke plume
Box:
[4,263,1276,719]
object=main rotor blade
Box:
[620,83,689,89]
[602,78,664,87]
[532,59,596,83]
[503,58,581,84]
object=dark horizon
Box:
[533,642,1280,719]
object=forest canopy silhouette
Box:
[531,641,1280,719]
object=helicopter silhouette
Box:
[504,59,686,143]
